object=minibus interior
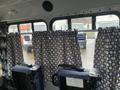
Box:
[0,0,120,90]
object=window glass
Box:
[8,25,18,33]
[71,17,92,30]
[53,20,68,30]
[0,64,2,76]
[19,23,32,33]
[19,23,34,64]
[34,22,47,31]
[77,31,98,69]
[96,15,119,29]
[21,34,35,64]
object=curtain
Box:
[94,27,120,90]
[33,31,82,82]
[5,33,24,79]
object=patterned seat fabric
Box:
[4,33,24,79]
[94,27,120,90]
[33,31,82,82]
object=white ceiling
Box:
[0,0,120,23]
[0,0,31,7]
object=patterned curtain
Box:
[94,27,120,90]
[33,31,82,82]
[5,33,24,79]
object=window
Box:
[19,23,32,33]
[71,17,95,68]
[34,22,47,31]
[71,17,94,69]
[8,25,18,33]
[19,23,34,64]
[53,19,68,30]
[51,14,120,69]
[78,31,98,69]
[8,21,47,64]
[96,15,119,29]
[71,17,92,30]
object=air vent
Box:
[42,1,53,12]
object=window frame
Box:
[8,19,48,33]
[50,11,120,31]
